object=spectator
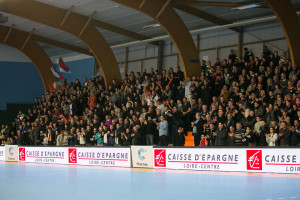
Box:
[243,47,253,63]
[278,121,290,146]
[234,123,245,146]
[175,127,185,146]
[157,115,168,146]
[245,127,256,146]
[227,125,235,146]
[215,123,227,146]
[56,131,64,146]
[228,49,236,63]
[2,45,298,148]
[94,127,104,146]
[266,127,278,146]
[290,120,300,146]
[121,128,131,146]
[199,134,208,147]
[145,116,155,145]
[191,112,203,146]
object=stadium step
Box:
[184,131,194,146]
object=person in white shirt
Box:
[156,99,165,115]
[185,77,192,103]
[266,127,278,146]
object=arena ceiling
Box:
[0,0,299,58]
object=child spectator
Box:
[199,135,208,147]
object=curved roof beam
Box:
[112,0,201,78]
[0,24,57,92]
[264,0,300,68]
[0,0,122,86]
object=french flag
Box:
[51,67,64,80]
[59,57,71,73]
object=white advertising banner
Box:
[255,149,300,174]
[153,148,300,174]
[18,147,131,167]
[18,147,69,164]
[5,145,18,162]
[153,148,242,172]
[131,146,153,168]
[71,147,131,167]
[0,146,5,161]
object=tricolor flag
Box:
[59,57,71,73]
[51,67,64,80]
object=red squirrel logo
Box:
[68,148,77,163]
[154,149,166,167]
[247,150,262,170]
[19,147,25,161]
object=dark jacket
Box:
[279,128,290,146]
[146,121,156,135]
[215,128,227,146]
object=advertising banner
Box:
[18,147,131,167]
[131,146,153,168]
[0,146,5,161]
[5,145,18,162]
[247,149,300,174]
[18,147,69,164]
[72,147,131,167]
[153,148,300,174]
[154,148,242,172]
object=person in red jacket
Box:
[199,135,208,147]
[88,92,97,108]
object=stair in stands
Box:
[184,131,194,146]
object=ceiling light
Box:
[143,23,161,29]
[232,3,260,10]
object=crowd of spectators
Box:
[0,46,299,147]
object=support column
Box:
[125,47,129,75]
[238,28,243,59]
[157,40,164,73]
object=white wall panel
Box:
[113,48,126,63]
[128,46,144,60]
[118,63,125,78]
[244,43,263,59]
[143,58,157,71]
[163,42,173,55]
[244,22,284,43]
[128,61,141,74]
[171,43,178,54]
[219,47,238,61]
[267,39,288,55]
[199,30,238,49]
[200,49,217,63]
[145,45,157,57]
[163,55,178,70]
